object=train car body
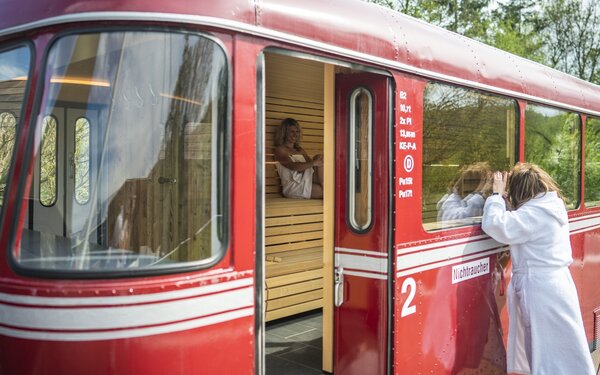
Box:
[0,0,599,374]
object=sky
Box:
[0,46,29,81]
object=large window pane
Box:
[525,105,580,209]
[17,31,229,275]
[0,46,31,208]
[585,117,600,207]
[422,83,517,231]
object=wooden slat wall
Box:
[265,54,324,198]
[264,54,325,321]
[0,80,27,116]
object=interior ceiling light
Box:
[159,93,202,106]
[50,76,111,87]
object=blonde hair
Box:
[452,162,491,197]
[507,163,564,209]
[274,118,302,149]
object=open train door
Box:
[334,72,392,374]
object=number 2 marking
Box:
[400,277,416,317]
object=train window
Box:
[525,105,580,209]
[348,87,373,231]
[39,115,58,207]
[0,45,31,209]
[422,82,517,231]
[585,117,600,207]
[74,117,90,205]
[0,112,17,207]
[15,31,229,276]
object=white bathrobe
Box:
[275,154,314,199]
[482,192,595,375]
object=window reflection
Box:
[436,162,491,223]
[0,112,17,207]
[18,31,228,275]
[584,117,599,207]
[74,117,90,205]
[525,105,580,209]
[422,83,517,231]
[0,45,30,208]
[40,115,58,207]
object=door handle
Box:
[158,176,177,185]
[334,267,344,307]
[68,153,75,178]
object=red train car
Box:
[0,0,599,374]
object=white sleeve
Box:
[482,196,530,245]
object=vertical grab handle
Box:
[68,153,75,178]
[334,267,344,307]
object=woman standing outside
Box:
[482,163,594,374]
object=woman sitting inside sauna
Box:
[273,118,324,199]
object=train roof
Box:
[1,0,599,115]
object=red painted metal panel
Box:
[0,2,599,375]
[0,27,258,375]
[334,72,390,374]
[2,0,599,115]
[0,315,254,375]
[392,73,510,374]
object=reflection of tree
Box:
[106,33,227,264]
[423,84,516,223]
[585,118,600,205]
[40,116,57,206]
[159,36,226,261]
[424,85,513,167]
[0,111,16,206]
[525,109,580,207]
[74,118,90,204]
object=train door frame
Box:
[333,71,394,375]
[256,47,395,374]
[256,48,336,373]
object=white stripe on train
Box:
[0,307,254,342]
[0,277,253,306]
[335,248,388,280]
[395,212,600,277]
[0,278,253,341]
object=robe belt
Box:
[511,265,569,275]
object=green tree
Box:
[539,0,600,83]
[490,0,545,63]
[364,0,600,84]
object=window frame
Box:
[347,86,374,232]
[584,116,600,208]
[7,28,232,279]
[421,80,519,232]
[523,103,582,210]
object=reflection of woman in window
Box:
[273,118,323,199]
[437,162,492,223]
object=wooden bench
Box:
[265,197,324,321]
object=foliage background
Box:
[365,0,600,85]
